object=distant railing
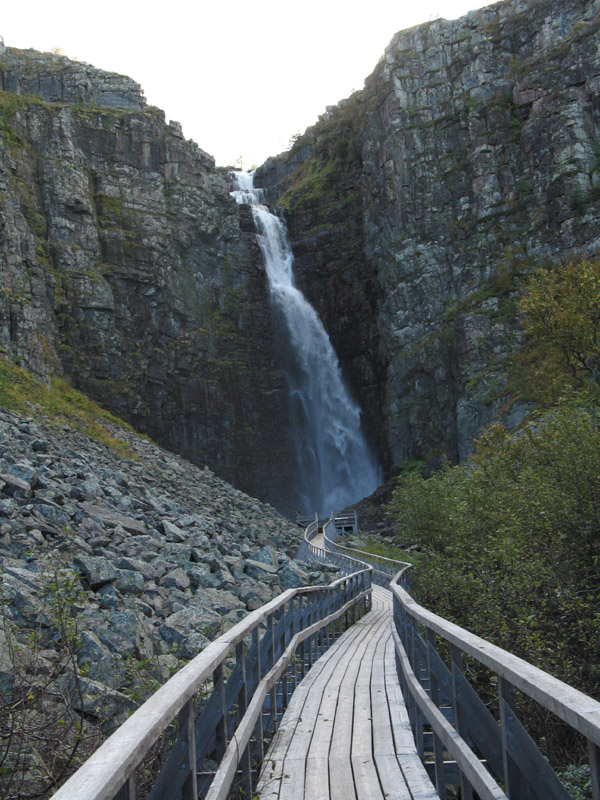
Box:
[321,515,407,586]
[51,567,372,800]
[302,514,374,576]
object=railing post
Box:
[115,776,136,800]
[213,663,228,760]
[179,699,198,800]
[426,629,446,799]
[450,644,474,800]
[290,595,298,690]
[499,677,521,799]
[268,615,277,733]
[281,602,289,710]
[300,596,307,678]
[235,641,252,799]
[252,625,264,760]
[589,739,600,800]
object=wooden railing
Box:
[321,515,406,586]
[390,566,600,800]
[51,567,372,800]
[311,523,600,799]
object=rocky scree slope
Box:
[0,405,330,790]
[256,0,600,470]
[0,43,297,512]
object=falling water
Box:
[232,172,380,515]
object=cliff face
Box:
[3,0,600,505]
[257,0,600,469]
[0,46,296,511]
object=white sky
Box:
[1,0,494,167]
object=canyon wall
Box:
[2,0,600,505]
[0,46,296,511]
[257,0,600,469]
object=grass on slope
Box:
[344,536,419,565]
[0,356,139,459]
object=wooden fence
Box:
[306,520,600,800]
[51,567,372,800]
[391,566,600,800]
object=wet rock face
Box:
[0,46,295,511]
[257,0,600,470]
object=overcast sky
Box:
[1,0,494,167]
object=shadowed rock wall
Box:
[256,0,600,470]
[0,47,296,512]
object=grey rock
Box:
[95,584,122,611]
[116,557,156,581]
[0,472,32,498]
[159,567,190,591]
[74,556,118,590]
[278,563,310,590]
[82,503,146,535]
[244,558,278,581]
[114,569,145,595]
[187,565,222,591]
[162,520,187,542]
[8,463,38,488]
[77,630,126,689]
[253,545,279,569]
[0,499,16,517]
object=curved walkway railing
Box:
[51,568,372,800]
[390,566,600,800]
[309,519,600,800]
[321,515,407,586]
[301,513,375,577]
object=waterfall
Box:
[232,171,380,515]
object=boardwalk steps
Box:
[51,512,600,800]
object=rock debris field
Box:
[0,408,332,749]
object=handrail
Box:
[390,565,600,800]
[51,562,372,800]
[302,513,374,577]
[321,515,410,586]
[305,516,600,799]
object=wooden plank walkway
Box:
[256,586,438,800]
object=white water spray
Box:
[232,172,380,515]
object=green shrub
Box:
[394,396,600,701]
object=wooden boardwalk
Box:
[256,586,437,800]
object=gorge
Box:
[1,0,599,514]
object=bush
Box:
[0,551,104,798]
[512,257,600,404]
[394,396,600,700]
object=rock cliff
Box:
[0,46,296,511]
[3,0,600,498]
[257,0,600,469]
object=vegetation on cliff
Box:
[271,93,364,215]
[392,257,600,774]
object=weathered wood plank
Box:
[328,756,358,800]
[304,755,331,800]
[351,754,385,800]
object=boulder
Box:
[73,555,118,590]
